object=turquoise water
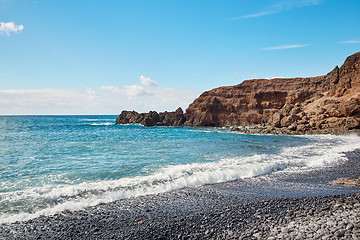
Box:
[0,115,359,223]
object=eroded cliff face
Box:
[184,52,360,133]
[116,52,360,133]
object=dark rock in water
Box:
[116,52,360,133]
[115,110,146,125]
[115,107,185,127]
[142,111,159,127]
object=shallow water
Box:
[0,115,359,223]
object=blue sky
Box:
[1,0,359,114]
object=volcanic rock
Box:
[116,52,360,133]
[183,52,360,133]
[116,108,185,127]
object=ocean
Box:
[0,115,359,224]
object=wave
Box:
[82,119,116,122]
[1,134,359,224]
[90,123,113,126]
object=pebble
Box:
[253,232,260,238]
[335,229,345,237]
[1,193,358,240]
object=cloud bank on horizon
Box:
[0,76,199,115]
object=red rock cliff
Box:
[184,52,360,133]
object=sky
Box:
[1,0,360,115]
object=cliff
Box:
[116,52,360,133]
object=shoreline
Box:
[1,150,359,239]
[115,123,360,136]
[229,125,360,135]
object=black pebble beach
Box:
[1,150,360,239]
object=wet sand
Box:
[1,150,360,239]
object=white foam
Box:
[82,119,115,122]
[90,123,113,126]
[1,134,359,224]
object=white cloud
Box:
[101,75,159,98]
[0,88,101,114]
[231,0,321,20]
[262,44,310,50]
[0,73,199,114]
[100,85,152,97]
[0,22,24,36]
[231,12,272,20]
[266,76,284,79]
[124,84,152,97]
[85,87,96,95]
[0,86,199,115]
[338,40,360,44]
[140,75,159,87]
[100,85,122,93]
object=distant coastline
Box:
[116,52,360,135]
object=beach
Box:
[2,0,360,239]
[1,150,359,239]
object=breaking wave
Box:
[1,133,359,224]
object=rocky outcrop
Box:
[116,107,185,127]
[116,52,360,133]
[183,52,360,133]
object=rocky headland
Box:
[116,52,360,134]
